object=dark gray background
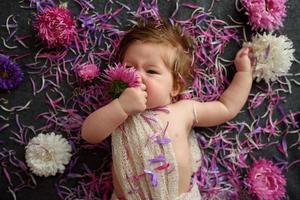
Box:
[0,0,299,199]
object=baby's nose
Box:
[137,71,146,83]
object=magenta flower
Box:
[33,6,75,48]
[103,63,140,99]
[78,64,100,81]
[245,158,286,200]
[241,0,287,31]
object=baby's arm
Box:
[192,47,253,127]
[81,80,147,144]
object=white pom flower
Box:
[25,132,72,177]
[246,32,295,82]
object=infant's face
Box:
[122,41,178,109]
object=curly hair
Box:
[115,20,195,93]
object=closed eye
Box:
[147,70,158,74]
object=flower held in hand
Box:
[246,32,295,82]
[103,63,140,99]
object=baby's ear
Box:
[171,81,181,97]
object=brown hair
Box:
[115,20,195,93]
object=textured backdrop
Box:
[0,0,299,200]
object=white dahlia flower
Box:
[246,32,295,82]
[25,132,72,177]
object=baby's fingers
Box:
[139,83,146,91]
[136,76,142,84]
[237,47,250,57]
[143,90,148,99]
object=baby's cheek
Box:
[145,85,155,97]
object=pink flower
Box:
[78,64,100,81]
[103,63,140,99]
[241,0,287,31]
[245,159,286,200]
[33,6,75,48]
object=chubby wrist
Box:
[235,70,253,76]
[113,98,129,118]
[234,71,253,82]
[236,65,252,72]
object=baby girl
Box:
[81,21,253,199]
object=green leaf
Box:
[108,80,128,99]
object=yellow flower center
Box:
[0,71,9,79]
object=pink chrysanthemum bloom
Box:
[103,63,140,99]
[33,6,75,48]
[78,64,100,81]
[241,0,287,31]
[245,159,286,200]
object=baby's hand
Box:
[118,78,147,115]
[234,47,253,72]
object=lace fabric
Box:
[111,111,202,200]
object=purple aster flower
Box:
[102,63,140,99]
[245,158,286,200]
[0,55,24,90]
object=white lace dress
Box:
[111,110,202,200]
